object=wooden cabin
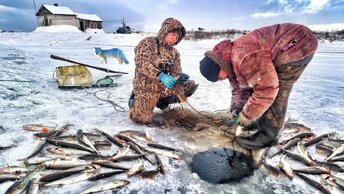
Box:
[35,4,102,31]
[76,13,102,31]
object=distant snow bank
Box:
[33,25,106,34]
[85,28,105,34]
[308,22,344,31]
[34,25,82,33]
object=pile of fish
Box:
[263,123,344,194]
[0,123,183,194]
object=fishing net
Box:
[151,108,236,140]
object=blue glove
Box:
[177,73,190,85]
[158,73,176,89]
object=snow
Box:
[76,13,102,22]
[0,28,343,194]
[85,28,106,34]
[42,4,75,15]
[308,22,344,31]
[34,25,82,33]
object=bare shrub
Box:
[185,29,245,40]
[185,28,344,42]
[313,30,344,42]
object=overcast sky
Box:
[0,0,343,32]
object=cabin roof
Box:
[41,4,75,15]
[76,13,102,22]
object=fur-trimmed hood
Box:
[204,39,235,78]
[156,18,186,46]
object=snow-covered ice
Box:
[0,27,343,194]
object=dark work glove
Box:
[177,73,190,85]
[233,112,254,128]
[230,110,239,123]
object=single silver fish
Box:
[76,129,99,153]
[329,174,344,191]
[154,153,167,175]
[262,159,281,176]
[41,158,91,169]
[145,147,182,160]
[328,155,344,162]
[278,155,294,180]
[24,156,67,166]
[47,147,91,155]
[315,143,334,156]
[45,171,96,187]
[282,123,312,134]
[270,138,301,157]
[78,154,109,161]
[88,168,126,181]
[108,145,130,161]
[18,138,46,161]
[0,166,30,175]
[279,132,315,145]
[110,154,146,162]
[292,166,331,175]
[326,144,344,161]
[127,159,144,177]
[304,132,334,147]
[92,160,130,170]
[79,180,129,194]
[295,172,331,194]
[127,142,155,164]
[26,178,40,194]
[118,130,152,142]
[0,144,17,151]
[39,165,95,183]
[22,124,54,132]
[0,174,21,183]
[46,138,95,153]
[94,128,124,147]
[147,143,182,152]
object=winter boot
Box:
[156,95,179,110]
[185,84,199,97]
[156,84,199,110]
[128,90,135,108]
[236,127,279,150]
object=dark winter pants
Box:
[129,80,196,124]
[257,54,314,138]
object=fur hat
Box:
[199,56,220,82]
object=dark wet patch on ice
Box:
[191,147,256,183]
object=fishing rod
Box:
[0,79,32,82]
[50,55,128,74]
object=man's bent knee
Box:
[129,108,152,124]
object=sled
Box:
[55,65,118,89]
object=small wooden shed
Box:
[76,13,102,31]
[35,4,102,31]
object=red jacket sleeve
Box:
[239,50,279,120]
[229,77,252,113]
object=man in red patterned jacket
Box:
[199,23,318,149]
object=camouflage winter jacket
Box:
[206,23,318,121]
[133,18,186,91]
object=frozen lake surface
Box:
[0,30,343,194]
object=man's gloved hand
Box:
[177,73,190,85]
[232,112,254,128]
[158,73,176,89]
[230,110,239,122]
